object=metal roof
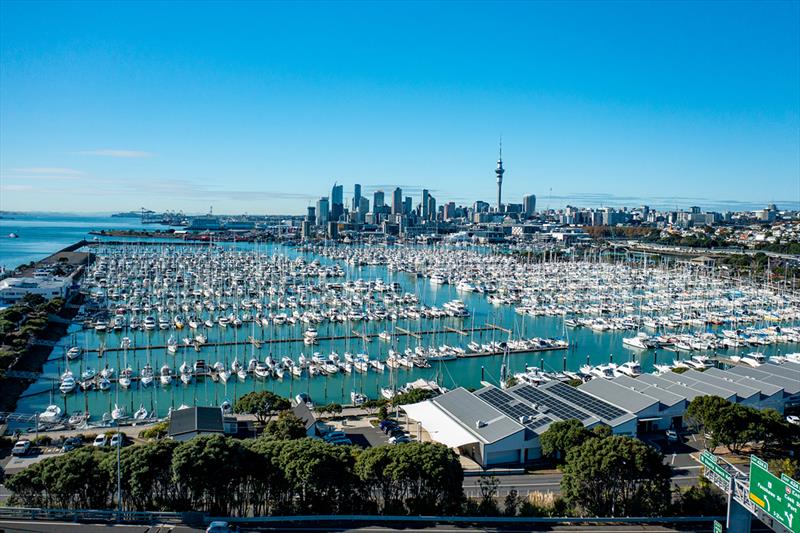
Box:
[726,365,800,395]
[168,406,224,437]
[435,387,525,444]
[681,369,761,401]
[748,362,800,381]
[579,377,659,414]
[655,371,738,401]
[704,367,783,397]
[540,380,636,427]
[475,385,559,435]
[611,375,686,408]
[637,373,707,401]
[506,383,598,426]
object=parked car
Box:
[666,429,679,442]
[786,415,800,426]
[389,435,410,444]
[327,437,352,446]
[379,419,398,432]
[12,440,31,456]
[93,434,108,447]
[61,436,82,452]
[110,433,124,447]
[206,521,233,533]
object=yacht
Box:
[38,405,63,424]
[60,376,76,394]
[160,364,173,386]
[616,361,642,377]
[741,352,765,367]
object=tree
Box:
[685,395,730,448]
[561,435,671,517]
[712,403,759,454]
[264,411,307,440]
[477,475,501,515]
[672,478,727,517]
[391,388,438,406]
[355,441,464,515]
[234,391,290,424]
[103,440,178,511]
[540,419,593,462]
[170,434,255,515]
[755,409,800,456]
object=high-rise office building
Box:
[316,197,330,226]
[358,197,369,221]
[352,183,361,213]
[403,196,412,215]
[307,206,316,224]
[422,189,430,220]
[392,187,403,214]
[373,190,385,210]
[427,195,436,221]
[331,183,344,221]
[444,202,456,220]
[523,194,536,216]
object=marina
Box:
[10,241,800,428]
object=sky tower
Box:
[495,140,505,211]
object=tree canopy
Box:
[561,435,671,517]
[233,391,291,424]
[540,419,593,461]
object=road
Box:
[0,522,740,533]
[462,466,702,498]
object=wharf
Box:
[82,326,520,354]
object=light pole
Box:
[116,431,122,521]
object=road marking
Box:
[671,453,676,465]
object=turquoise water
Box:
[14,241,800,422]
[3,218,798,422]
[0,214,145,271]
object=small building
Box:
[0,276,70,304]
[612,375,688,431]
[578,378,661,434]
[168,406,224,441]
[291,401,319,437]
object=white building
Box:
[0,276,70,304]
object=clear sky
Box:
[1,0,798,214]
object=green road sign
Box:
[749,455,799,533]
[713,520,723,533]
[701,450,732,484]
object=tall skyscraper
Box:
[316,197,330,226]
[427,195,436,221]
[307,205,316,224]
[373,190,385,210]
[422,189,430,220]
[331,183,344,221]
[403,196,412,215]
[352,183,361,213]
[523,194,536,216]
[358,197,369,221]
[392,187,403,214]
[495,141,505,211]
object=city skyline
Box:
[1,1,798,214]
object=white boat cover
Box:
[401,400,478,448]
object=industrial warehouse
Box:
[402,362,800,468]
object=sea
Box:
[1,214,797,426]
[0,213,146,272]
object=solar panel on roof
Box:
[526,416,553,431]
[512,385,590,422]
[477,387,540,424]
[546,382,628,421]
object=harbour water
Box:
[0,213,145,271]
[13,240,800,423]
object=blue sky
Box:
[1,0,798,214]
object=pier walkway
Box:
[82,326,526,354]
